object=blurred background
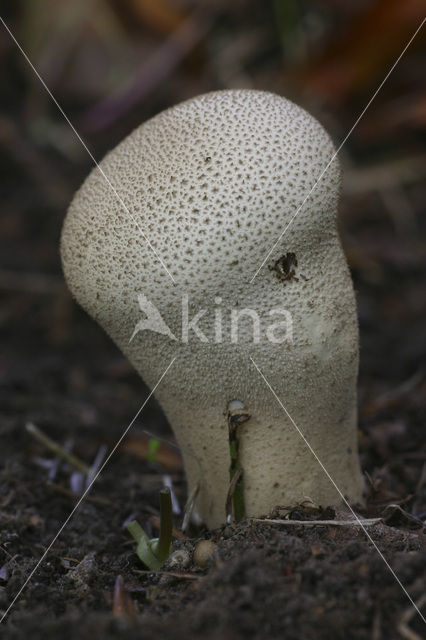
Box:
[0,0,425,502]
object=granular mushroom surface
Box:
[61,90,365,527]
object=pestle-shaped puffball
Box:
[61,90,365,528]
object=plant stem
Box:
[26,421,90,475]
[126,490,173,570]
[157,487,173,558]
[227,404,250,522]
[126,520,147,543]
[229,455,245,522]
[225,467,243,522]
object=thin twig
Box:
[343,153,426,196]
[26,422,89,475]
[254,517,383,527]
[132,569,200,580]
[46,483,115,506]
[398,594,426,640]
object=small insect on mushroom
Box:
[269,252,298,282]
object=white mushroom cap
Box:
[61,90,365,528]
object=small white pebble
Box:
[193,540,216,568]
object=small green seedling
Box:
[126,487,173,570]
[146,438,161,463]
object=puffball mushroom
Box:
[61,89,365,528]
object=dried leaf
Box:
[121,433,182,469]
[112,575,136,622]
[122,0,187,34]
[303,0,426,105]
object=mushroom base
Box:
[157,394,365,529]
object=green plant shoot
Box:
[226,401,251,523]
[126,487,173,570]
[147,438,161,463]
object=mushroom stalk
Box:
[61,90,365,528]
